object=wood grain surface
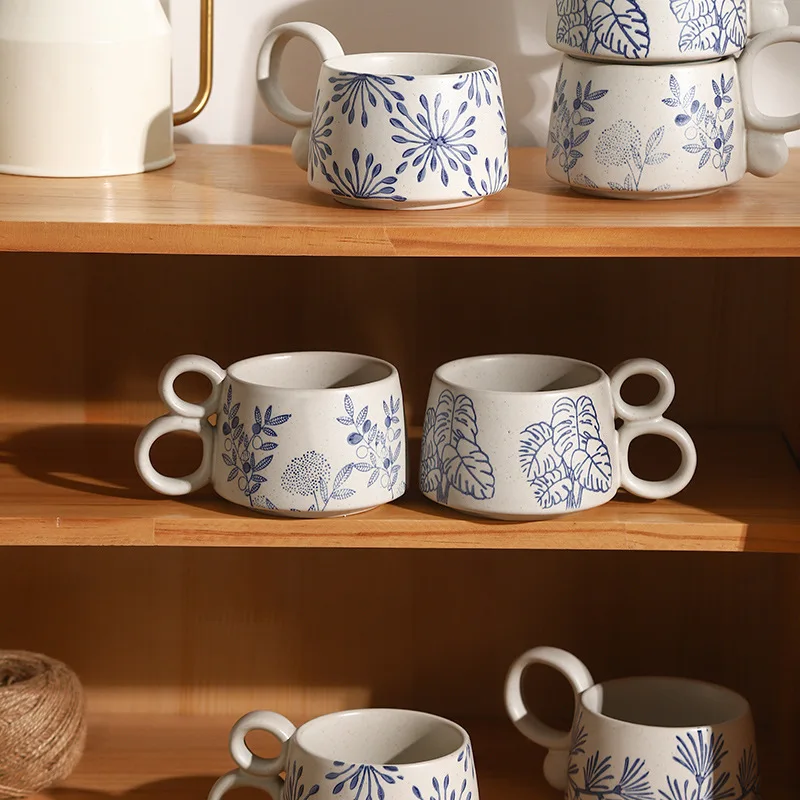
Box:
[0,146,799,256]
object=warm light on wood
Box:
[0,146,799,256]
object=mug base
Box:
[569,185,721,201]
[249,504,379,519]
[332,196,484,211]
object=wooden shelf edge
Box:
[0,426,797,551]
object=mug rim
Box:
[227,351,399,394]
[294,708,471,766]
[580,676,752,730]
[323,51,497,77]
[434,354,606,395]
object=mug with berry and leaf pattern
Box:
[547,27,800,198]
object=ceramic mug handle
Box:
[505,647,595,791]
[610,359,697,500]
[208,770,284,800]
[256,22,345,169]
[739,26,800,178]
[134,355,226,496]
[229,710,297,776]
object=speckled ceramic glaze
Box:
[506,647,760,800]
[546,0,788,62]
[419,355,696,520]
[207,709,479,800]
[135,352,406,518]
[256,22,509,209]
[547,28,800,199]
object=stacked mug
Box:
[544,0,800,198]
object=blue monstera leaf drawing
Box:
[591,0,651,59]
[519,396,611,511]
[421,390,495,504]
[720,0,746,47]
[558,13,590,49]
[670,0,745,53]
[678,16,722,51]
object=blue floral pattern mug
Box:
[135,351,406,518]
[420,355,696,520]
[208,709,479,800]
[546,0,788,62]
[506,647,761,800]
[547,27,800,198]
[256,22,509,209]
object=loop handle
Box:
[230,710,297,777]
[160,355,226,419]
[609,359,697,499]
[174,0,215,125]
[739,27,800,177]
[135,415,214,496]
[256,22,345,169]
[504,647,594,791]
[208,770,284,800]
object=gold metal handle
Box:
[173,0,214,126]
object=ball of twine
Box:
[0,651,86,799]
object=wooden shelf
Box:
[2,145,800,257]
[0,425,797,550]
[35,713,790,800]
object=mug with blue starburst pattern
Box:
[256,22,509,209]
[419,355,696,520]
[207,709,479,800]
[548,27,800,199]
[505,647,761,800]
[547,0,788,62]
[135,351,406,518]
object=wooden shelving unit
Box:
[1,145,799,257]
[1,145,797,800]
[33,715,794,800]
[0,426,797,551]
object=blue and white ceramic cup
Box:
[135,352,406,517]
[547,0,788,62]
[208,709,478,800]
[419,355,696,520]
[256,22,509,209]
[506,647,760,800]
[548,27,800,199]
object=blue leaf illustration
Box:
[331,488,355,501]
[441,438,496,499]
[531,468,573,509]
[678,15,721,51]
[348,433,363,445]
[433,390,479,457]
[669,0,713,21]
[332,463,353,492]
[420,407,442,494]
[720,0,746,48]
[590,0,651,58]
[519,422,560,480]
[552,396,602,460]
[557,13,589,49]
[570,436,612,492]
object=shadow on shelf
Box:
[47,778,262,800]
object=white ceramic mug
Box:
[419,355,696,520]
[257,22,509,209]
[547,0,788,62]
[0,0,213,177]
[505,647,760,800]
[548,28,800,199]
[208,709,479,800]
[135,352,406,517]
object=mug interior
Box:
[295,708,467,764]
[436,355,603,393]
[325,52,495,77]
[228,352,394,390]
[583,677,751,728]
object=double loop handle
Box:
[504,647,595,791]
[134,355,227,496]
[207,711,298,800]
[256,22,345,169]
[741,26,800,177]
[609,358,697,500]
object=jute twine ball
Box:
[0,651,86,799]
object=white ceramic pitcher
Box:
[0,0,214,177]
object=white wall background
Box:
[166,0,800,148]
